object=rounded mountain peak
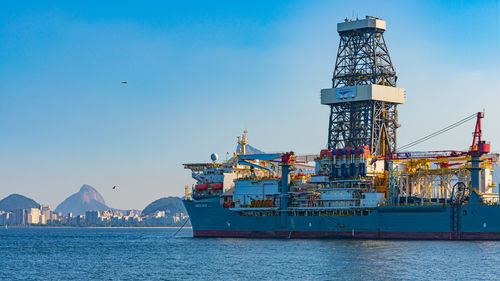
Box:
[55,184,108,215]
[80,184,97,193]
[77,184,106,205]
[0,193,40,212]
[5,193,27,200]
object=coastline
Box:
[1,225,192,229]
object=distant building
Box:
[0,212,11,225]
[40,214,47,224]
[85,211,100,224]
[127,210,141,217]
[40,205,51,224]
[28,208,41,224]
[76,215,85,224]
[173,216,180,223]
[154,211,165,218]
[101,210,113,218]
[13,209,27,225]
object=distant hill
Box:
[0,194,40,212]
[55,184,109,216]
[236,143,264,154]
[142,197,186,216]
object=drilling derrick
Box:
[322,16,405,156]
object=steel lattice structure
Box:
[332,22,397,88]
[327,17,400,156]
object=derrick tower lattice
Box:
[322,16,404,156]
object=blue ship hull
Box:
[183,194,500,240]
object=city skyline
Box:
[1,0,499,209]
[0,204,187,227]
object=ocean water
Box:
[1,227,499,281]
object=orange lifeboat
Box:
[212,183,223,190]
[195,183,209,190]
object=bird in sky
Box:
[121,81,127,84]
[112,185,119,190]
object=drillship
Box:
[182,16,500,240]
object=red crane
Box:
[470,111,490,156]
[471,112,484,149]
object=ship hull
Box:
[183,196,500,240]
[192,230,500,240]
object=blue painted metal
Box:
[237,153,283,162]
[468,155,482,190]
[238,160,273,174]
[183,190,500,240]
[280,163,290,228]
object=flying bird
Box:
[121,81,128,84]
[112,185,119,190]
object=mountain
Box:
[55,184,109,216]
[236,143,265,154]
[142,197,186,216]
[0,194,40,212]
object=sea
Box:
[1,227,500,281]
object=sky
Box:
[1,0,499,210]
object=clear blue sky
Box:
[1,0,499,210]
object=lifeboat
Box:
[212,183,223,190]
[195,183,209,190]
